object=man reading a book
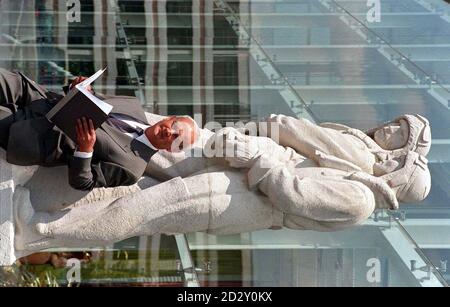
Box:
[0,68,199,191]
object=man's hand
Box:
[76,117,96,153]
[70,76,93,93]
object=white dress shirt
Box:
[74,116,158,158]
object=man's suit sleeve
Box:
[68,156,140,191]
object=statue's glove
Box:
[207,128,262,169]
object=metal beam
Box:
[175,234,200,287]
[111,0,145,104]
[317,0,450,111]
[214,0,318,122]
[378,220,447,287]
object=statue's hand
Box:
[211,128,262,168]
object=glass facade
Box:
[0,0,449,287]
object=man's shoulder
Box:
[96,93,144,111]
[96,93,139,101]
[96,93,149,123]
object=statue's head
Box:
[367,114,431,156]
[145,116,200,152]
[380,151,431,203]
[373,121,408,150]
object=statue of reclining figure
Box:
[0,113,432,265]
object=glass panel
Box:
[1,235,185,287]
[320,0,450,284]
[187,221,446,287]
[207,0,449,286]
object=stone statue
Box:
[0,113,432,265]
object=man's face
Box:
[145,116,197,152]
[373,122,408,150]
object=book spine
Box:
[46,89,78,120]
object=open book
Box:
[46,68,113,142]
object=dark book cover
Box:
[46,90,110,142]
[46,68,111,142]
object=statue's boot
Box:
[37,177,196,244]
[15,170,276,251]
[16,176,209,248]
[14,186,50,251]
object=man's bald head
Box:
[145,116,200,152]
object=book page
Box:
[77,67,107,88]
[78,86,113,115]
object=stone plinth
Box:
[0,151,15,266]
